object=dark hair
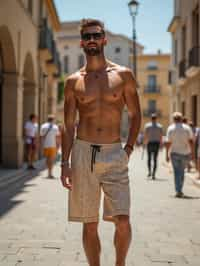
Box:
[182,117,188,123]
[30,114,36,120]
[47,114,55,123]
[80,18,105,36]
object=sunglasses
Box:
[81,32,104,41]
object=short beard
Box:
[83,46,103,56]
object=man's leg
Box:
[171,154,182,195]
[152,144,159,179]
[46,156,55,177]
[114,215,132,266]
[179,155,188,193]
[147,144,152,176]
[198,158,200,179]
[83,222,101,266]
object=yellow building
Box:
[0,0,61,168]
[137,53,171,132]
[168,0,200,127]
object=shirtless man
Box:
[61,19,141,266]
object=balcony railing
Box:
[47,41,61,75]
[143,109,162,117]
[189,46,200,68]
[179,59,186,78]
[144,86,161,93]
[39,23,53,54]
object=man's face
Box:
[80,26,106,56]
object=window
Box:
[39,0,43,24]
[115,47,121,53]
[174,39,178,65]
[147,61,158,70]
[78,54,84,68]
[63,56,69,73]
[148,75,157,91]
[181,25,186,59]
[191,95,197,126]
[192,6,199,46]
[28,0,33,15]
[181,101,185,116]
[148,100,156,113]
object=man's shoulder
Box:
[167,124,175,131]
[64,72,80,85]
[41,122,48,129]
[182,124,192,132]
[157,123,163,129]
[144,122,152,128]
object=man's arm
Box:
[122,69,142,155]
[62,77,77,163]
[165,127,171,162]
[188,128,195,160]
[60,76,77,190]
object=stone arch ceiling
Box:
[0,25,16,73]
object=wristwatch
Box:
[124,144,134,151]
[60,160,69,167]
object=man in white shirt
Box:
[40,114,60,178]
[166,112,194,197]
[24,114,38,169]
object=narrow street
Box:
[0,149,200,266]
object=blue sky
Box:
[54,0,173,54]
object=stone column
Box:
[1,73,24,168]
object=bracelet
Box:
[125,144,134,151]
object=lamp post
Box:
[128,0,139,80]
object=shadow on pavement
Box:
[0,167,45,219]
[182,195,200,200]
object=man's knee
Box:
[115,215,131,233]
[83,222,98,236]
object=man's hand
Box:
[60,165,72,190]
[124,145,133,158]
[166,154,170,163]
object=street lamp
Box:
[128,0,139,79]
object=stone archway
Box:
[23,53,36,125]
[0,25,21,167]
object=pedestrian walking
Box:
[60,18,141,266]
[24,114,38,169]
[40,114,60,178]
[143,113,163,179]
[165,112,194,198]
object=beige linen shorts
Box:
[68,139,130,223]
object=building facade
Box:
[137,53,171,132]
[168,0,200,126]
[0,0,61,168]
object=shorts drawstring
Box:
[91,144,101,172]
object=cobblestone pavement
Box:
[0,149,200,266]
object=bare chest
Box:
[74,71,125,106]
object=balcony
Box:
[179,59,186,78]
[187,46,200,78]
[39,23,54,61]
[46,41,61,75]
[143,86,161,94]
[143,109,162,117]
